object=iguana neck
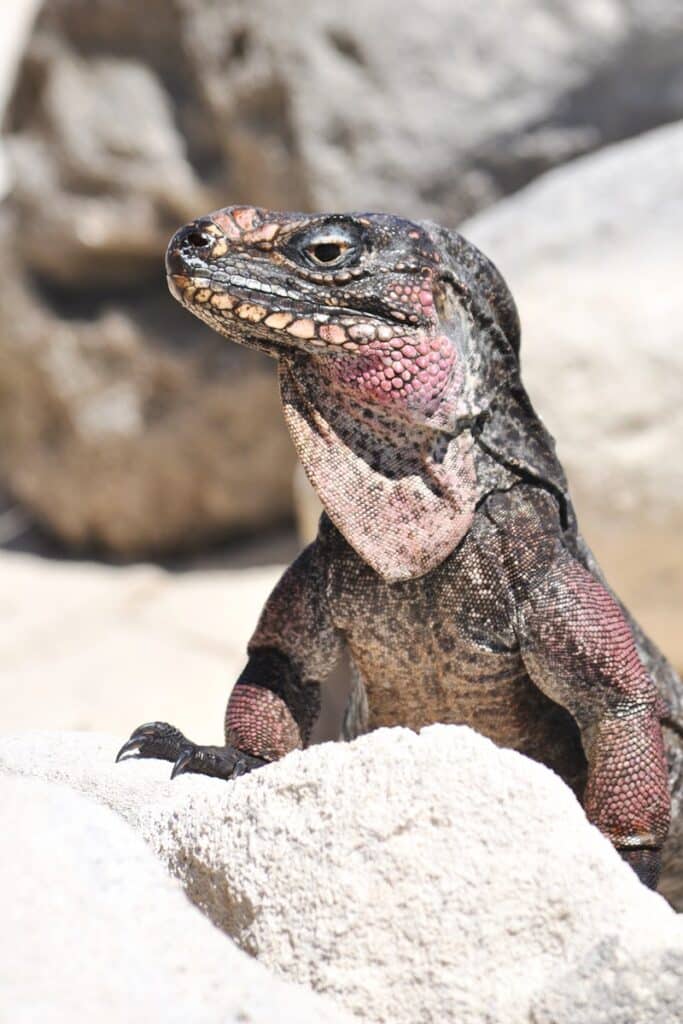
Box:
[280,356,517,579]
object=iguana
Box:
[117,205,683,894]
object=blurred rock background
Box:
[0,0,682,740]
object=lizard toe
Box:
[116,721,190,764]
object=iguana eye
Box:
[307,240,349,265]
[287,220,362,271]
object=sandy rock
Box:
[0,773,353,1024]
[0,549,283,740]
[2,726,683,1024]
[462,120,683,670]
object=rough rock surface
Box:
[23,0,683,225]
[2,726,683,1024]
[180,0,683,222]
[2,0,683,551]
[462,119,683,670]
[0,272,294,552]
[0,774,353,1024]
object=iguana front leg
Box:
[493,490,671,887]
[519,551,670,886]
[117,539,342,779]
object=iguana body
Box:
[118,206,683,894]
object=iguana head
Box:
[166,206,520,427]
[166,206,563,578]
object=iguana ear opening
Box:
[279,358,478,580]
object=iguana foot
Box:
[115,721,267,780]
[618,846,661,889]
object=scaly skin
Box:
[118,205,683,895]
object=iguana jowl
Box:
[118,205,683,892]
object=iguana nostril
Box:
[183,228,214,250]
[165,223,217,274]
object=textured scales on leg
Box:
[117,203,683,891]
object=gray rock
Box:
[0,0,38,197]
[462,119,683,673]
[0,773,353,1024]
[2,726,683,1024]
[0,253,294,551]
[181,0,683,223]
[9,50,200,283]
[0,4,295,554]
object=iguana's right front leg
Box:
[117,538,342,780]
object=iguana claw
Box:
[116,720,267,781]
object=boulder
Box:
[180,0,683,222]
[0,264,295,552]
[0,2,295,554]
[462,119,683,671]
[2,726,683,1024]
[0,773,353,1024]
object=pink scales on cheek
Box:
[329,329,459,414]
[383,280,436,325]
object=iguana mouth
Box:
[166,267,397,361]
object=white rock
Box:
[0,773,353,1024]
[2,726,683,1024]
[531,938,683,1024]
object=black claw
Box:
[170,747,197,780]
[115,722,164,761]
[115,721,190,765]
[115,737,142,762]
[232,756,253,778]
